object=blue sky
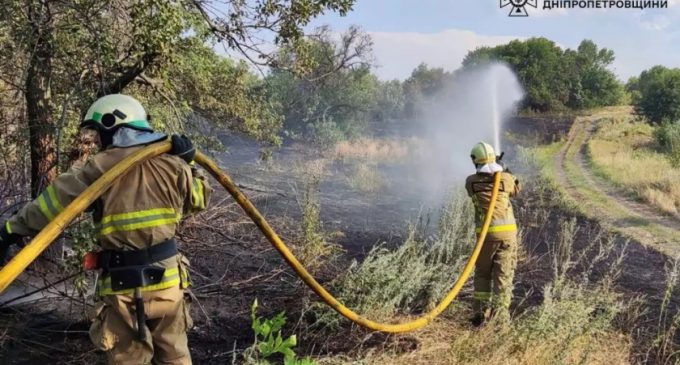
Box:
[306,0,680,81]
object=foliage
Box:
[628,65,680,124]
[0,0,356,192]
[266,26,377,146]
[463,38,623,112]
[63,218,98,296]
[402,64,451,118]
[244,299,316,365]
[311,190,475,327]
[346,162,386,193]
[654,122,680,165]
[138,37,284,148]
[373,79,405,121]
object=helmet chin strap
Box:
[99,129,115,148]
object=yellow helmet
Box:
[470,142,496,165]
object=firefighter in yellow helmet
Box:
[465,142,520,326]
[0,94,211,364]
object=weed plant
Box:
[294,159,344,272]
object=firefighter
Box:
[465,141,520,327]
[0,94,211,364]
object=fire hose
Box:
[0,141,501,333]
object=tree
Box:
[568,40,623,109]
[402,64,451,117]
[373,79,405,122]
[631,66,680,124]
[462,38,623,112]
[266,26,376,145]
[464,38,568,111]
[0,1,198,196]
[140,37,283,149]
[0,0,356,197]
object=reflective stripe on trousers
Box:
[475,224,517,234]
[475,220,517,234]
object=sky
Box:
[304,0,680,81]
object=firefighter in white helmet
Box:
[0,94,210,364]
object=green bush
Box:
[310,189,475,327]
[654,122,680,165]
[629,66,680,124]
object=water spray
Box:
[491,66,502,153]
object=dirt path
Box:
[555,110,680,256]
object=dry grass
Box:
[332,137,426,164]
[587,117,680,215]
[346,162,386,193]
[316,319,631,365]
[292,158,344,271]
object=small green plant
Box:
[244,299,316,365]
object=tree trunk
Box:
[25,2,56,199]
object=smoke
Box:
[409,63,524,201]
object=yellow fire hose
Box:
[0,141,501,333]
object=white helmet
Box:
[80,94,153,132]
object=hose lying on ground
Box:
[0,141,500,333]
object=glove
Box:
[170,135,196,164]
[0,222,23,264]
[495,152,506,170]
[497,159,508,171]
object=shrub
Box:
[310,189,475,327]
[654,122,680,166]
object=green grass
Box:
[520,142,579,213]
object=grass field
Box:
[587,116,680,216]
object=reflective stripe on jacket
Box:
[465,171,520,241]
[8,144,211,293]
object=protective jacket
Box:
[6,145,211,295]
[465,171,520,240]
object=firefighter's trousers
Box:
[473,236,518,318]
[89,285,193,365]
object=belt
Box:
[100,238,178,272]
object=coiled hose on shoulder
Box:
[0,141,501,333]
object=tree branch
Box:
[97,52,159,97]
